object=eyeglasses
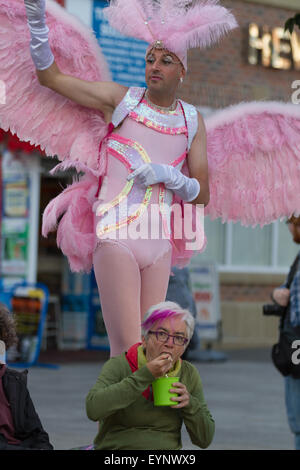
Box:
[148,330,188,346]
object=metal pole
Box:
[27,154,41,284]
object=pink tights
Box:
[93,239,172,357]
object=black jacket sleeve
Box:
[3,369,53,450]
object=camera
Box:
[263,304,286,317]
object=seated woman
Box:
[0,304,53,450]
[86,301,215,450]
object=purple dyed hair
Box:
[141,301,195,340]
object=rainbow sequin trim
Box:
[96,135,153,237]
[129,99,188,136]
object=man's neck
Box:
[146,89,177,108]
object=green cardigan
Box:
[86,354,215,450]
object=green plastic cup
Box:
[152,377,179,406]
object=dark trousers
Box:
[166,267,200,357]
[0,433,39,450]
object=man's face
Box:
[145,48,185,94]
[142,316,188,366]
[288,222,300,244]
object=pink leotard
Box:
[92,88,198,356]
[93,92,189,269]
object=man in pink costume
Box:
[23,0,237,356]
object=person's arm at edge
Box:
[22,377,54,449]
[187,111,210,207]
[287,269,300,326]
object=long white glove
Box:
[127,163,200,202]
[24,0,54,70]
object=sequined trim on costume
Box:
[96,185,153,238]
[96,134,153,237]
[129,99,188,136]
[96,88,196,240]
[172,152,187,168]
[112,87,146,128]
[158,151,187,239]
[108,134,152,165]
[159,184,171,239]
[140,97,181,116]
[111,87,198,150]
[179,100,198,150]
[96,179,133,218]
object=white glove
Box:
[127,163,200,202]
[24,0,54,70]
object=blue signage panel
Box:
[93,0,148,87]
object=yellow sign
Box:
[248,23,300,70]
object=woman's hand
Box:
[272,288,290,307]
[169,382,190,408]
[146,353,173,378]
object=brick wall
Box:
[220,283,279,302]
[179,0,300,107]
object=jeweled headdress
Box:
[104,0,238,69]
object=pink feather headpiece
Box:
[104,0,238,70]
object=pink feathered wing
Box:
[204,101,300,227]
[0,0,110,174]
[0,0,112,272]
[170,162,207,268]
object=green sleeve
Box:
[86,355,155,421]
[180,362,215,449]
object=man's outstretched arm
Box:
[24,0,127,117]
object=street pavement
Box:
[23,347,294,451]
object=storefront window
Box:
[231,222,272,266]
[194,217,298,271]
[191,217,226,265]
[277,219,300,266]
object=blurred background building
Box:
[1,0,300,353]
